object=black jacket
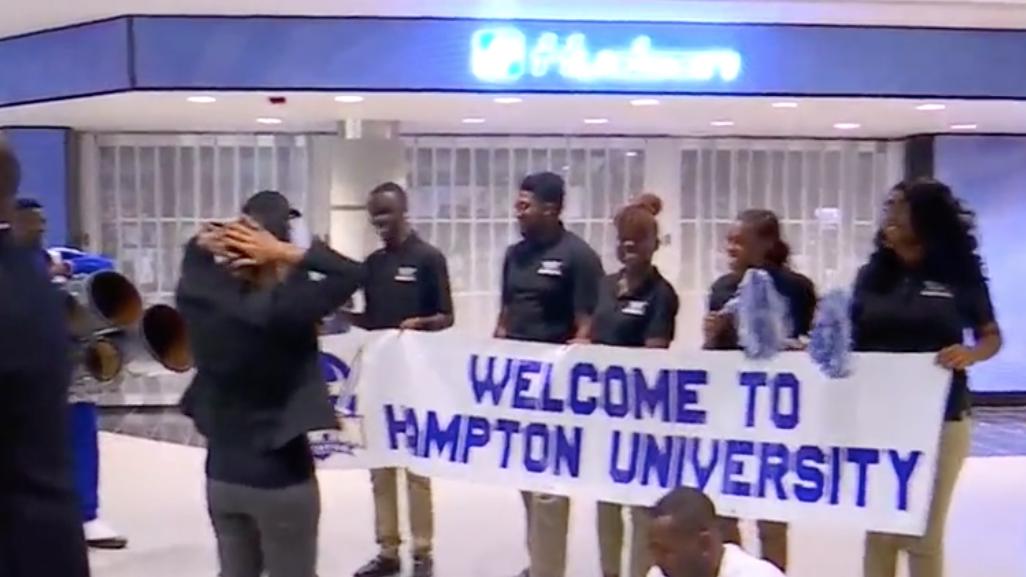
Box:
[0,232,91,577]
[175,239,363,451]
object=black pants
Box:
[0,376,91,577]
[207,477,321,577]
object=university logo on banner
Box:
[309,352,366,459]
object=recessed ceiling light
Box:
[334,95,364,103]
[949,123,978,130]
[256,118,282,125]
[187,96,216,104]
[771,102,798,108]
[630,98,660,106]
[625,151,638,157]
[710,120,735,127]
[462,117,485,124]
[494,97,522,104]
[833,122,860,130]
[916,103,946,111]
[583,118,609,125]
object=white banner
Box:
[310,330,950,536]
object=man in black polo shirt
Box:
[351,182,454,577]
[495,171,604,577]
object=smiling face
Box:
[367,189,406,244]
[881,187,915,250]
[615,212,659,269]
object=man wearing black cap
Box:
[0,143,92,577]
[496,171,604,577]
[176,190,363,577]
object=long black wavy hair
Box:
[859,178,986,292]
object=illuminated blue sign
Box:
[470,28,742,84]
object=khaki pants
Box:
[371,468,433,558]
[596,502,651,577]
[863,419,972,577]
[719,517,788,571]
[521,491,570,577]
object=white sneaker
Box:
[84,518,128,550]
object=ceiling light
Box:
[462,117,485,124]
[334,95,364,103]
[583,118,609,125]
[630,98,660,106]
[833,122,860,130]
[710,120,734,127]
[186,96,216,104]
[949,123,978,130]
[771,102,798,108]
[256,118,282,125]
[494,97,522,104]
[625,151,638,157]
[916,103,945,111]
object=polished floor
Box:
[91,408,1026,577]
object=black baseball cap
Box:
[520,171,566,206]
[241,190,301,241]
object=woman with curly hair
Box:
[592,193,679,577]
[854,178,1003,577]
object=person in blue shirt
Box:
[13,198,129,550]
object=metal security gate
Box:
[403,136,647,333]
[79,133,312,303]
[79,133,902,341]
[674,139,903,345]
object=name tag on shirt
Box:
[621,300,648,316]
[394,266,418,282]
[921,281,953,298]
[537,260,563,277]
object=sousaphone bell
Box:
[64,268,192,382]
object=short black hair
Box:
[16,197,42,211]
[649,486,718,534]
[0,142,21,199]
[520,171,566,208]
[369,181,408,207]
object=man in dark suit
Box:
[176,190,364,577]
[0,144,92,576]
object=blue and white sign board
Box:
[470,28,742,83]
[310,330,948,536]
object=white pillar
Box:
[327,120,406,258]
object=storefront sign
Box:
[471,28,742,84]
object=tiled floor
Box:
[90,434,1026,577]
[969,406,1026,456]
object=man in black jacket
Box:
[176,190,363,577]
[0,143,92,577]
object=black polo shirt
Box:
[501,226,604,343]
[362,233,453,330]
[706,267,818,350]
[592,269,680,347]
[850,265,995,421]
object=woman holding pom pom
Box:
[703,208,818,572]
[592,193,680,577]
[855,179,1002,577]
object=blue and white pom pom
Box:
[722,269,791,360]
[807,288,853,379]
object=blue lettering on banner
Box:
[383,405,583,477]
[458,354,925,511]
[309,352,365,460]
[470,28,742,84]
[739,371,801,430]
